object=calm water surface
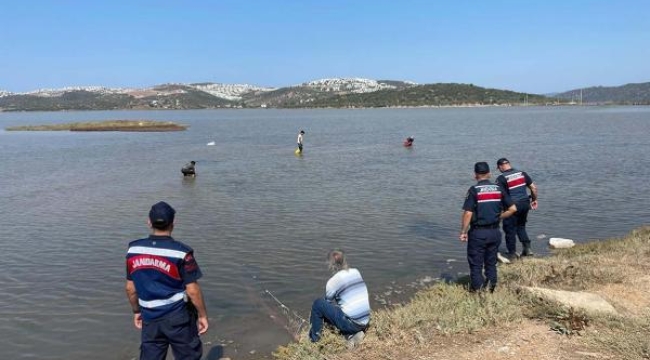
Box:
[0,107,649,359]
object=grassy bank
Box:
[5,120,187,132]
[275,227,650,360]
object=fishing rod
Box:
[264,289,308,337]
[239,263,307,338]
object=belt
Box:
[471,224,499,229]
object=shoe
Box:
[521,244,534,257]
[497,252,511,264]
[346,331,365,348]
[506,252,519,262]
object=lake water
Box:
[0,107,649,359]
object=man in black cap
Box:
[460,162,516,292]
[125,201,209,360]
[495,158,538,259]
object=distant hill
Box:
[240,78,418,107]
[0,91,133,111]
[0,84,237,111]
[291,83,548,108]
[1,78,555,111]
[556,82,650,105]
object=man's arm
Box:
[459,210,473,242]
[125,280,142,329]
[186,282,209,335]
[325,275,341,301]
[529,183,538,210]
[500,204,517,219]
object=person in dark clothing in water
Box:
[181,161,196,177]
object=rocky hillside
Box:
[1,78,550,111]
[556,82,650,105]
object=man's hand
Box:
[197,316,209,335]
[531,200,538,210]
[133,313,142,329]
[186,282,209,335]
[459,233,468,242]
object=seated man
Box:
[309,249,370,347]
[181,161,196,177]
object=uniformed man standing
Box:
[125,201,209,360]
[495,158,538,259]
[460,162,517,292]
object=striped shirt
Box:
[325,268,371,326]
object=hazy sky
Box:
[1,0,649,93]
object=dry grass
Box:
[274,227,650,360]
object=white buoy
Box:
[549,237,575,249]
[207,141,215,146]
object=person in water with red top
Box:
[403,136,414,147]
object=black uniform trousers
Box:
[502,200,531,254]
[140,309,202,360]
[467,227,502,292]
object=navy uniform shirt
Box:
[462,180,514,227]
[496,168,533,202]
[126,235,202,321]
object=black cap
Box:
[474,162,490,174]
[497,158,510,166]
[149,201,176,229]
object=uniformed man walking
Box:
[460,162,517,292]
[125,201,209,360]
[495,158,538,259]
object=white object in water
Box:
[207,141,215,146]
[549,237,575,249]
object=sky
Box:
[1,0,649,94]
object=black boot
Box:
[521,243,534,257]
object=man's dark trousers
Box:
[309,298,365,342]
[140,310,202,360]
[503,201,531,254]
[467,228,501,291]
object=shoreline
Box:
[274,226,650,360]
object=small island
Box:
[5,120,187,132]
